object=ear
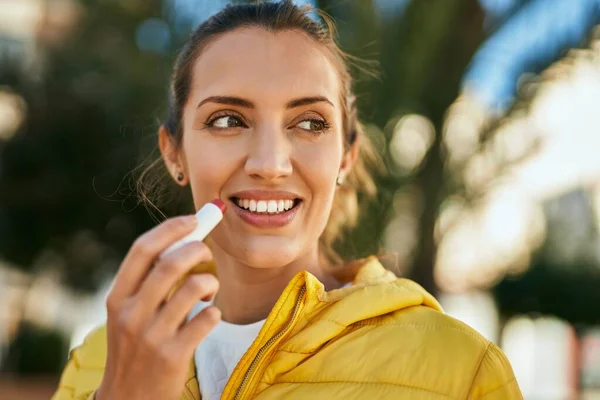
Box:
[338,141,359,181]
[158,125,188,185]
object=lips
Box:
[228,190,302,229]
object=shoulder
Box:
[71,324,108,367]
[356,302,491,363]
[51,325,107,400]
[380,300,491,350]
[355,304,519,398]
[274,301,520,399]
[322,273,519,398]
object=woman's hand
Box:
[95,216,221,400]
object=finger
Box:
[108,216,197,306]
[172,306,221,353]
[134,242,213,314]
[147,274,219,338]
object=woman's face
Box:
[163,27,352,268]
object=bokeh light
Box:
[0,90,26,140]
[389,114,435,173]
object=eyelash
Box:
[204,112,247,130]
[297,118,331,134]
[203,113,331,134]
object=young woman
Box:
[52,2,522,399]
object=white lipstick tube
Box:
[160,199,226,258]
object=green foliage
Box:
[3,322,68,375]
[0,1,171,290]
[330,0,486,292]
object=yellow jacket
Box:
[51,257,522,399]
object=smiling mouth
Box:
[230,197,302,214]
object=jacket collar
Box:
[181,256,441,400]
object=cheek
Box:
[294,135,342,208]
[182,135,244,208]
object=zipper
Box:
[233,285,306,400]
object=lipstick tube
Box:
[160,199,226,258]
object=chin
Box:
[230,235,305,269]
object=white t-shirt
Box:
[188,301,265,400]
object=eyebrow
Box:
[196,96,253,109]
[285,96,334,109]
[196,95,334,110]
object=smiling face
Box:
[160,27,355,268]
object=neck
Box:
[210,246,340,325]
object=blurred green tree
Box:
[0,0,171,290]
[0,0,486,295]
[3,322,67,374]
[325,0,485,294]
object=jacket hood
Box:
[274,256,444,355]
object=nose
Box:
[244,125,293,182]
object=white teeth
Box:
[235,198,297,213]
[256,200,267,212]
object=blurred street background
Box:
[1,0,600,399]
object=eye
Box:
[296,118,329,133]
[207,115,245,129]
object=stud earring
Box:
[177,172,184,182]
[336,175,345,186]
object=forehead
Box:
[189,27,341,106]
